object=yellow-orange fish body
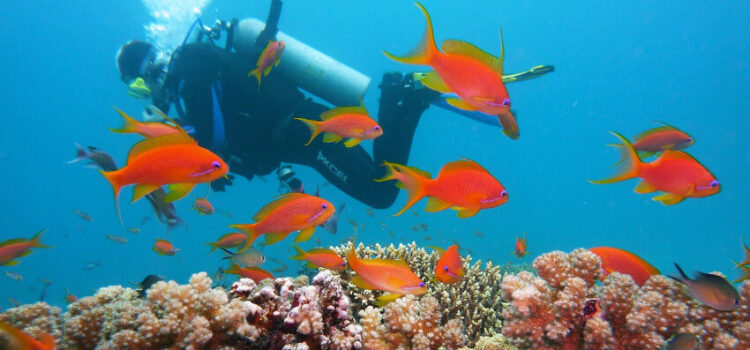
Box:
[295,102,381,148]
[0,230,49,266]
[231,193,334,250]
[434,245,463,284]
[347,243,426,305]
[248,40,285,89]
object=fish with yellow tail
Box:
[589,131,719,205]
[291,245,347,271]
[376,159,507,218]
[230,193,334,250]
[346,241,426,306]
[99,119,228,224]
[384,2,518,139]
[0,229,50,267]
[248,40,285,89]
[295,99,382,148]
[109,107,181,138]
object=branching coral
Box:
[501,248,750,350]
[0,271,363,350]
[359,294,466,350]
[332,242,505,346]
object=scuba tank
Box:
[233,18,371,107]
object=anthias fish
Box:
[295,100,382,148]
[589,247,659,286]
[248,40,285,89]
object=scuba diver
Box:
[115,0,553,209]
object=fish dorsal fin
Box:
[320,105,369,121]
[428,245,445,254]
[440,158,487,174]
[126,132,196,163]
[441,39,502,74]
[366,258,411,269]
[253,193,307,221]
[307,247,336,255]
[660,150,699,162]
[633,125,679,142]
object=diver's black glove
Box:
[211,174,235,192]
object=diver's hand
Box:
[211,174,235,192]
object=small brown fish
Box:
[418,223,428,232]
[68,143,117,171]
[64,288,78,304]
[365,208,375,217]
[74,209,93,222]
[423,235,432,241]
[474,231,483,237]
[8,297,21,307]
[670,263,740,311]
[5,271,22,281]
[665,333,700,350]
[127,227,141,234]
[106,234,128,244]
[411,225,420,232]
[83,261,101,270]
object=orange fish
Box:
[610,123,694,166]
[376,159,507,218]
[295,100,382,148]
[110,107,181,138]
[432,245,463,284]
[230,193,335,250]
[513,232,529,258]
[291,245,347,271]
[589,247,659,286]
[346,241,427,306]
[192,197,214,215]
[248,40,285,89]
[590,131,719,205]
[224,264,274,283]
[153,239,179,256]
[207,232,247,253]
[99,126,228,224]
[0,321,56,350]
[0,229,50,266]
[63,289,78,304]
[384,3,517,139]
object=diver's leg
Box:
[373,72,439,166]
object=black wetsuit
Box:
[158,42,436,209]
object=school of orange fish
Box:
[0,2,745,348]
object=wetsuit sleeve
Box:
[277,72,437,209]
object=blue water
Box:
[1,0,749,309]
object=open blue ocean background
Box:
[1,0,748,309]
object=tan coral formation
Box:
[501,248,750,350]
[333,242,504,346]
[359,294,466,350]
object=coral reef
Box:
[501,248,750,350]
[0,271,362,350]
[359,294,466,350]
[461,333,519,350]
[332,242,507,346]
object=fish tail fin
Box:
[99,169,124,225]
[668,262,689,283]
[248,68,262,89]
[109,106,141,134]
[294,118,322,146]
[224,263,240,275]
[346,240,359,270]
[291,245,307,260]
[375,162,429,216]
[67,142,89,164]
[206,242,219,253]
[231,223,259,252]
[30,229,51,248]
[382,2,437,65]
[589,131,642,185]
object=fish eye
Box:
[374,126,380,130]
[710,180,719,188]
[502,98,511,107]
[443,266,449,272]
[321,203,328,209]
[212,161,221,168]
[418,282,426,287]
[501,190,508,198]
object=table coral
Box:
[359,294,466,350]
[501,248,750,350]
[332,242,505,346]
